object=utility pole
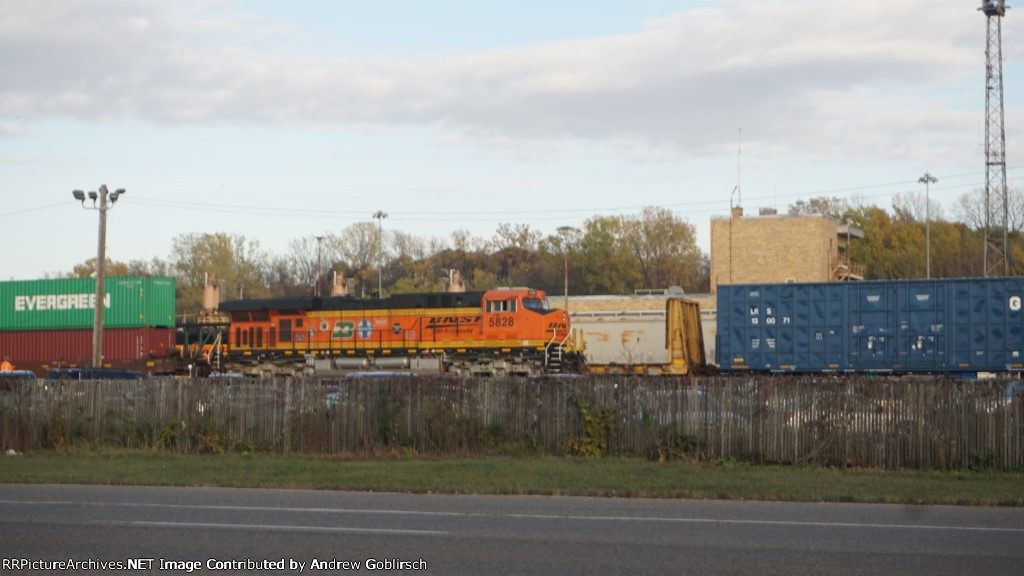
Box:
[72,185,125,367]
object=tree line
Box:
[791,187,1024,280]
[59,188,1022,318]
[62,206,706,319]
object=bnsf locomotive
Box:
[211,287,586,377]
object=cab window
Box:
[522,297,548,312]
[486,298,518,313]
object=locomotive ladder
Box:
[211,331,223,369]
[546,331,565,372]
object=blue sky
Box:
[2,0,1022,281]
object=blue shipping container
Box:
[716,277,1024,373]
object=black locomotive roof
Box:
[219,296,316,312]
[320,291,484,311]
[218,292,484,313]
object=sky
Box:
[2,0,1024,281]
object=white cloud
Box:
[0,0,1010,167]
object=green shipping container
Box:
[0,276,175,331]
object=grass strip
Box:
[1,450,1021,506]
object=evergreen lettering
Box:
[13,293,110,312]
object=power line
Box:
[5,166,1021,223]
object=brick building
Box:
[710,207,863,293]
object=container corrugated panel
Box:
[949,278,1024,370]
[717,277,1024,373]
[0,276,175,331]
[0,327,176,371]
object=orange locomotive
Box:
[219,287,586,376]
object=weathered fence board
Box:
[1,376,1021,470]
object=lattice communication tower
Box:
[981,0,1010,276]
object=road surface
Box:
[1,484,1022,575]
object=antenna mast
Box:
[736,128,742,208]
[981,0,1010,276]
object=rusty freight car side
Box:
[573,297,707,375]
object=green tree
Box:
[577,216,640,294]
[71,258,132,279]
[534,226,584,301]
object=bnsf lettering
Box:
[426,316,481,329]
[14,293,111,311]
[488,316,515,328]
[547,322,567,330]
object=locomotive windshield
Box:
[522,297,549,312]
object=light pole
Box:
[556,226,579,310]
[918,172,937,279]
[72,185,125,367]
[315,235,324,298]
[372,211,388,297]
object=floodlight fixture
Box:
[981,0,1006,17]
[68,183,127,367]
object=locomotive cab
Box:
[482,288,569,343]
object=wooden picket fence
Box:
[1,375,1022,470]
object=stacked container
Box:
[0,276,177,375]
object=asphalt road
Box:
[1,485,1022,575]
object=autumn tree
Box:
[847,205,924,279]
[71,258,134,279]
[287,236,335,296]
[168,232,269,315]
[623,206,706,292]
[489,223,541,252]
[389,231,448,293]
[953,186,1024,275]
[788,196,849,219]
[486,223,544,287]
[576,216,640,294]
[533,226,584,301]
[954,185,1024,234]
[329,222,381,297]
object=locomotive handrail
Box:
[545,327,571,369]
